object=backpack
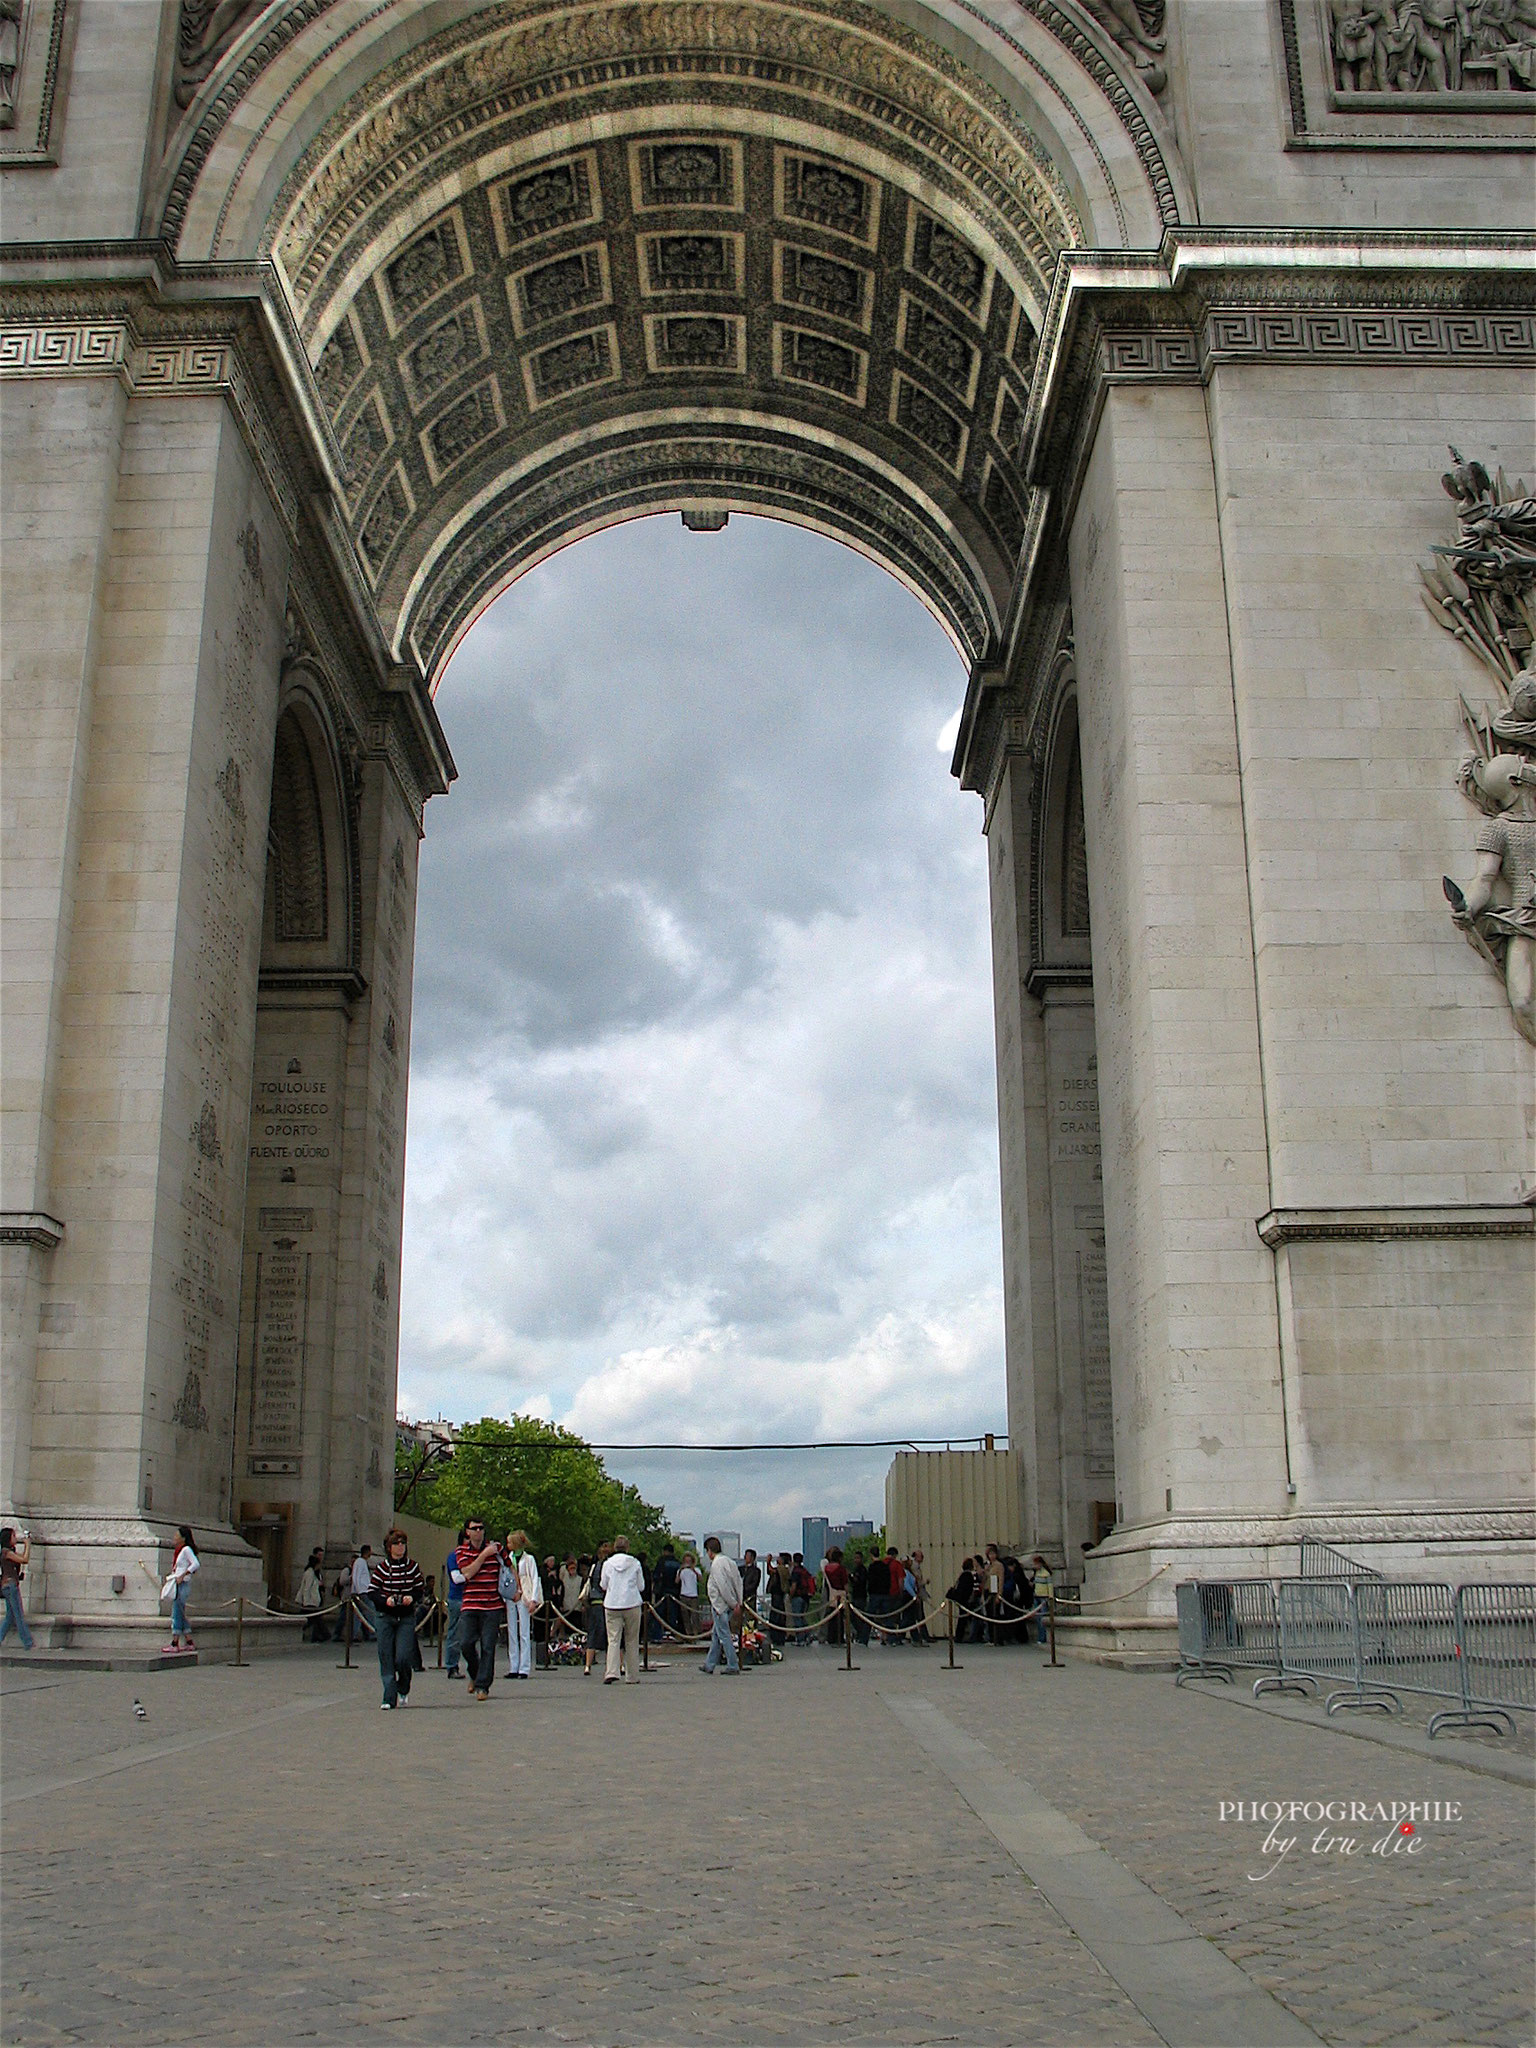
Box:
[792,1566,815,1602]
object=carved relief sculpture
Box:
[175,0,265,109]
[1324,0,1536,93]
[0,0,24,128]
[1424,449,1536,1042]
[1080,0,1166,91]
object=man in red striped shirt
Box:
[454,1518,503,1699]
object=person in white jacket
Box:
[700,1536,744,1675]
[162,1525,200,1653]
[599,1537,646,1684]
[501,1530,542,1680]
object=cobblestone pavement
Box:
[1,1640,1530,2047]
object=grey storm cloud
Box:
[398,514,1006,1550]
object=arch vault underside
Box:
[154,0,1177,672]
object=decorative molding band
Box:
[1205,308,1536,364]
[1093,1504,1536,1554]
[0,1211,65,1249]
[1256,1203,1536,1248]
[0,320,127,372]
[1100,327,1201,379]
[257,966,369,1004]
[0,315,300,531]
[1092,312,1536,385]
[1024,964,1093,996]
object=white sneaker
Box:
[380,1700,394,1710]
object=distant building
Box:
[802,1516,874,1571]
[884,1448,1023,1617]
[702,1529,741,1561]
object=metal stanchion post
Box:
[436,1595,444,1669]
[641,1610,649,1674]
[942,1598,963,1671]
[233,1594,246,1668]
[1047,1590,1061,1669]
[838,1600,859,1673]
[339,1596,354,1669]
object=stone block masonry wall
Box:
[1278,1236,1536,1503]
[987,755,1065,1557]
[1206,368,1534,1209]
[0,376,126,1516]
[330,768,421,1556]
[1207,367,1536,1511]
[1042,989,1114,1545]
[26,394,290,1612]
[1069,383,1291,1537]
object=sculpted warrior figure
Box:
[0,0,24,130]
[1327,0,1380,87]
[1446,735,1536,1045]
[1425,455,1536,1041]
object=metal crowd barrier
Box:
[1436,1582,1536,1739]
[1174,1580,1282,1687]
[1176,1576,1535,1737]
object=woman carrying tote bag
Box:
[161,1526,200,1653]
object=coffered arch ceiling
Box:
[159,0,1183,673]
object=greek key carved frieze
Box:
[1206,308,1536,362]
[1100,328,1199,377]
[0,316,299,530]
[0,319,125,371]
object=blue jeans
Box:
[790,1595,807,1639]
[703,1607,739,1671]
[506,1601,532,1677]
[444,1600,463,1672]
[171,1587,189,1639]
[0,1582,34,1649]
[375,1609,417,1704]
[459,1608,498,1692]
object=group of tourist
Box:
[0,1515,1054,1699]
[428,1526,745,1703]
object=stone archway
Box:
[2,0,1531,1643]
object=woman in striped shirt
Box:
[371,1529,427,1710]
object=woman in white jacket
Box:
[162,1525,199,1653]
[500,1531,542,1680]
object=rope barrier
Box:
[1069,1564,1172,1607]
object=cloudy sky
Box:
[397,513,1006,1551]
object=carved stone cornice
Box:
[951,228,1536,807]
[1257,1203,1536,1248]
[0,280,305,531]
[0,1212,65,1249]
[1090,1503,1536,1556]
[0,255,455,811]
[1025,230,1536,503]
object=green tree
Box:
[841,1528,888,1570]
[399,1416,672,1561]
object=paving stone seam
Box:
[882,1692,1324,2048]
